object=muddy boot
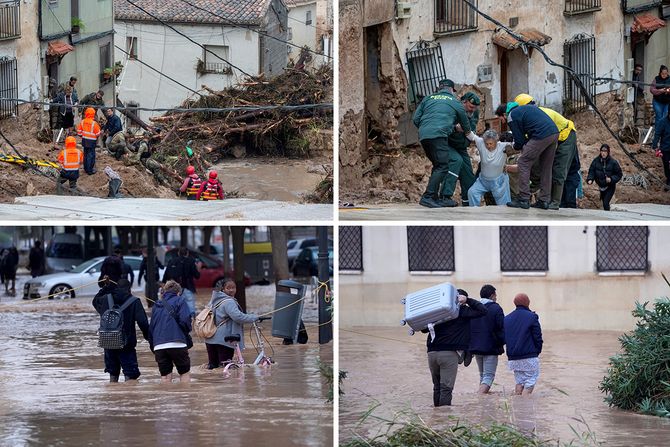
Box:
[109,375,119,383]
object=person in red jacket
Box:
[76,107,101,174]
[179,165,202,200]
[196,170,224,201]
[57,136,84,192]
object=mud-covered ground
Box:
[340,94,670,208]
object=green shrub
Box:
[599,297,670,417]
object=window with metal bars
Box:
[621,0,662,13]
[339,226,363,271]
[499,227,548,272]
[434,0,478,35]
[406,40,447,107]
[0,0,20,40]
[0,56,18,118]
[596,226,648,271]
[564,0,602,15]
[407,227,455,272]
[563,34,596,114]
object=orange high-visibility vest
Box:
[77,118,101,141]
[186,174,202,198]
[58,147,83,170]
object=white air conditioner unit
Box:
[396,2,412,19]
[625,58,634,81]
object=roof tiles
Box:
[114,0,272,26]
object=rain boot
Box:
[109,375,119,383]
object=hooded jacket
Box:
[204,291,258,349]
[424,298,488,352]
[504,305,543,360]
[469,299,505,356]
[149,291,192,348]
[92,284,149,349]
[587,154,622,188]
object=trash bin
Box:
[271,280,305,342]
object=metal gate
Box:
[0,56,18,118]
[406,40,447,107]
[563,34,596,113]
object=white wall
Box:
[0,0,41,102]
[340,226,670,331]
[114,21,260,120]
[288,2,318,65]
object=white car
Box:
[22,256,164,300]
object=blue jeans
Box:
[82,139,97,174]
[181,288,196,318]
[468,173,511,206]
[104,347,140,379]
[475,354,499,387]
[654,100,669,131]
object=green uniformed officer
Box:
[446,91,481,206]
[412,79,472,208]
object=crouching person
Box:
[93,256,150,383]
[467,130,512,206]
[149,280,193,383]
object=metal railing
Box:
[596,226,648,271]
[564,0,602,15]
[0,0,20,41]
[407,226,455,272]
[563,34,596,113]
[621,0,662,14]
[406,40,447,106]
[500,226,548,272]
[204,62,232,74]
[434,0,478,35]
[339,226,363,271]
[0,56,18,118]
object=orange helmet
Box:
[84,107,96,118]
[209,170,218,179]
[186,165,195,175]
[65,136,77,149]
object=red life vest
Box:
[200,179,222,201]
[186,174,202,197]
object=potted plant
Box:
[103,67,114,80]
[71,17,85,34]
[113,61,123,76]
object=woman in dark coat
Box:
[587,144,622,211]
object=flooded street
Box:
[213,158,328,202]
[0,286,333,446]
[339,327,670,446]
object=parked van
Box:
[45,233,85,272]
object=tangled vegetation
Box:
[599,296,670,418]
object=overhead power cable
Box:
[461,0,662,185]
[176,0,333,59]
[114,45,203,97]
[123,0,253,78]
[0,98,333,114]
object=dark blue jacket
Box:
[504,306,543,360]
[469,300,505,355]
[103,114,123,135]
[424,298,488,352]
[652,114,670,152]
[149,292,192,347]
[508,105,559,150]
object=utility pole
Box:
[317,226,332,344]
[147,227,157,306]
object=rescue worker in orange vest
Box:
[196,170,224,201]
[76,107,101,175]
[179,165,202,200]
[57,136,84,193]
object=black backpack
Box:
[164,257,186,286]
[98,294,137,349]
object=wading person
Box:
[423,289,487,407]
[412,79,472,208]
[2,247,19,296]
[204,279,259,369]
[466,129,511,206]
[162,247,200,318]
[652,111,670,191]
[28,240,45,278]
[469,284,505,394]
[446,92,481,206]
[196,170,224,201]
[179,166,202,200]
[92,256,150,383]
[495,102,559,209]
[586,144,622,211]
[505,293,543,395]
[149,280,192,383]
[651,65,670,131]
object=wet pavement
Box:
[0,286,333,446]
[339,327,670,446]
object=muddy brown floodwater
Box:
[0,293,333,446]
[213,158,329,202]
[339,327,670,446]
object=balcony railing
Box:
[0,0,20,41]
[564,0,602,15]
[203,62,233,75]
[621,0,662,13]
[434,0,478,35]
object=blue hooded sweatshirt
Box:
[149,291,192,348]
